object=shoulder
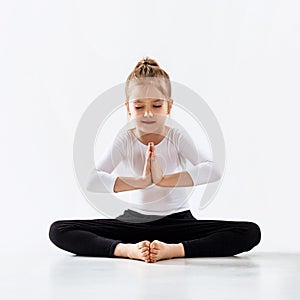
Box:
[111,127,132,148]
[167,125,190,143]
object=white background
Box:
[1,0,299,255]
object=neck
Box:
[135,126,166,137]
[132,126,169,145]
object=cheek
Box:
[157,108,169,116]
[156,115,167,123]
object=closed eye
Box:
[135,105,162,109]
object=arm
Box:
[149,143,194,187]
[156,171,194,187]
[85,129,126,193]
[113,176,149,193]
[85,140,123,193]
[180,129,222,186]
[85,131,153,193]
[113,142,153,193]
[155,128,222,188]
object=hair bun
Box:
[138,57,159,68]
[126,57,171,95]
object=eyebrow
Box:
[133,99,164,103]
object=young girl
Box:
[49,57,261,263]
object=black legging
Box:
[49,209,261,258]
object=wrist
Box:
[140,175,152,188]
[155,176,165,186]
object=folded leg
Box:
[148,218,261,257]
[49,218,149,257]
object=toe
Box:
[141,240,150,247]
[151,242,158,250]
[150,253,157,259]
[138,241,146,248]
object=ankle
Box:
[114,243,128,257]
[174,243,185,257]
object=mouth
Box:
[141,121,156,124]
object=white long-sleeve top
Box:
[85,126,221,215]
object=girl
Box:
[49,57,261,263]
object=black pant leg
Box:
[181,220,261,257]
[149,217,261,257]
[48,218,149,257]
[49,211,262,259]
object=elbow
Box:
[84,169,100,193]
[84,169,117,193]
[85,179,107,193]
[186,161,223,186]
[210,164,222,183]
[200,161,223,184]
[85,177,96,193]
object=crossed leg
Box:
[113,218,261,263]
[49,216,261,263]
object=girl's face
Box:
[125,82,173,133]
[126,98,172,133]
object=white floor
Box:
[1,251,300,300]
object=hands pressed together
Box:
[142,142,164,188]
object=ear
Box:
[168,98,173,114]
[125,101,131,115]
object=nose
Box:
[144,109,153,117]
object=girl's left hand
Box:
[148,142,164,185]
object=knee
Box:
[244,222,261,250]
[49,221,64,245]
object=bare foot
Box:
[149,240,185,263]
[114,240,151,263]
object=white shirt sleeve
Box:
[178,128,222,186]
[85,130,126,193]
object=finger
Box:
[146,151,152,160]
[151,150,155,160]
[150,142,155,152]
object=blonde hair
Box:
[125,57,172,121]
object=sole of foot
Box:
[127,240,151,263]
[149,240,184,263]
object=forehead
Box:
[127,81,168,102]
[133,99,165,104]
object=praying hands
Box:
[142,142,164,186]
